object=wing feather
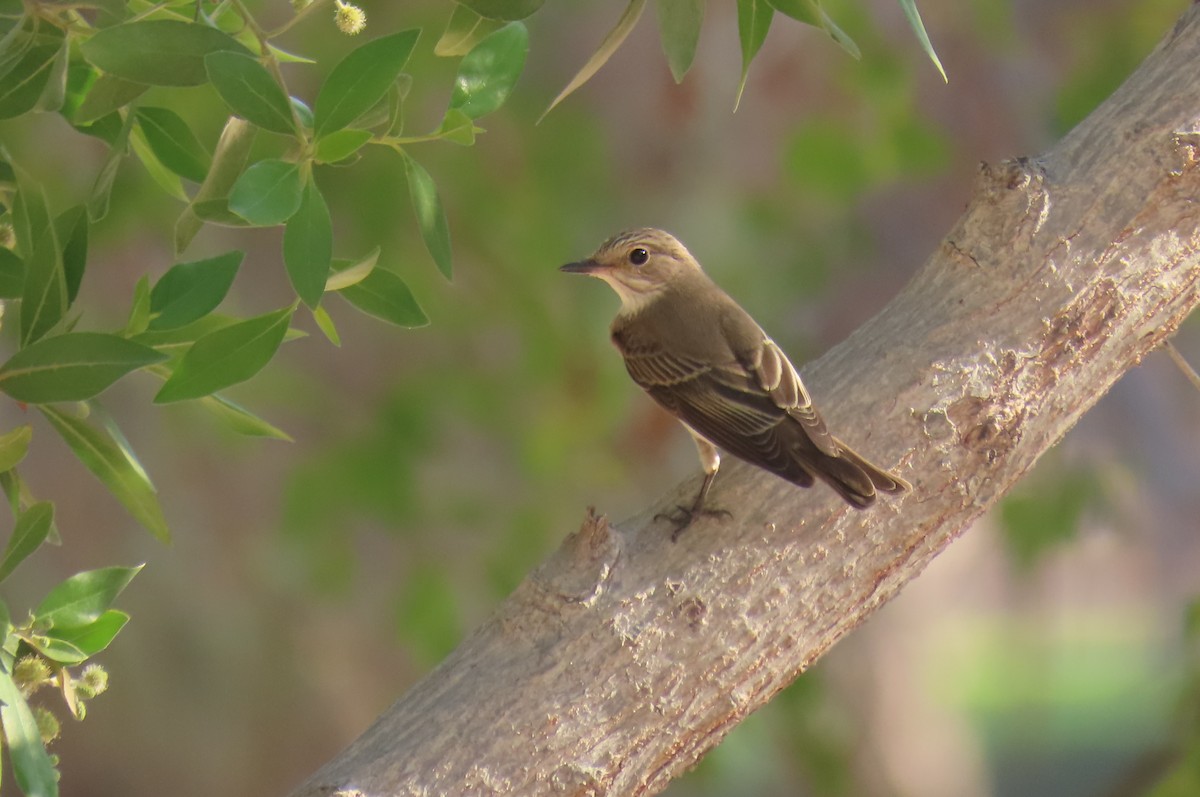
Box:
[619,332,836,484]
[752,339,837,455]
[611,305,905,504]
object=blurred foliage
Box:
[945,619,1173,748]
[0,565,136,796]
[1054,0,1190,135]
[0,0,531,789]
[684,672,856,796]
[998,457,1103,570]
[0,0,1195,796]
[543,0,942,117]
[1143,598,1200,797]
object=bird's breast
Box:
[610,287,746,362]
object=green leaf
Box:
[130,127,187,201]
[45,609,128,658]
[344,82,402,133]
[198,394,293,441]
[190,199,254,227]
[338,268,428,328]
[898,0,947,82]
[87,109,136,222]
[75,111,124,145]
[0,43,60,120]
[56,206,88,305]
[24,634,85,666]
[80,113,125,153]
[33,34,69,113]
[61,61,100,119]
[227,159,304,226]
[0,668,57,797]
[325,248,380,291]
[448,22,528,120]
[459,0,545,20]
[135,107,210,183]
[72,74,148,125]
[283,179,332,307]
[764,1,816,27]
[403,154,452,279]
[314,129,372,164]
[654,0,704,83]
[314,29,420,137]
[80,19,251,87]
[0,501,52,583]
[311,304,341,347]
[205,50,297,135]
[34,565,142,629]
[154,306,295,403]
[135,313,243,351]
[14,172,66,345]
[13,166,51,258]
[124,274,152,336]
[0,247,24,299]
[767,0,859,58]
[0,469,19,518]
[149,250,242,330]
[735,0,774,110]
[435,5,504,57]
[817,10,859,59]
[0,332,166,404]
[175,117,256,254]
[40,406,169,541]
[541,0,646,121]
[436,108,478,146]
[266,43,316,65]
[291,96,314,129]
[0,426,32,473]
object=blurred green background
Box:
[1,0,1198,795]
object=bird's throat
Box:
[602,275,666,318]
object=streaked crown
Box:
[594,228,696,264]
[561,228,708,314]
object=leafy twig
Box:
[1165,340,1200,392]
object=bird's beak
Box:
[560,258,603,275]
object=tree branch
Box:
[291,6,1200,796]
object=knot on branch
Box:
[948,157,1051,273]
[527,508,622,608]
[947,395,1022,465]
[979,156,1046,194]
[549,763,604,795]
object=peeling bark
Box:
[291,6,1200,797]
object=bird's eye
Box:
[628,247,649,266]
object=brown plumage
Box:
[562,228,908,534]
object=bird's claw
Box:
[655,504,732,541]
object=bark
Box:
[291,6,1200,796]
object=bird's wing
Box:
[620,338,713,391]
[746,337,838,456]
[619,333,837,484]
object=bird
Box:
[561,227,909,537]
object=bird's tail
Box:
[801,436,910,509]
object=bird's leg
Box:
[656,431,732,540]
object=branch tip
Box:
[526,509,621,606]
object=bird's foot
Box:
[655,504,733,541]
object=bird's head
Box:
[560,228,702,314]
